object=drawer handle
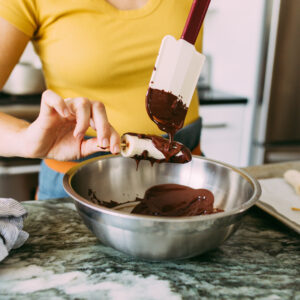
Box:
[203,123,228,129]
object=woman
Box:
[0,0,203,199]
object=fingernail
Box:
[113,145,120,154]
[64,109,70,117]
[102,138,109,148]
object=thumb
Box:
[80,137,103,157]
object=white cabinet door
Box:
[200,105,246,166]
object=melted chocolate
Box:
[146,88,188,141]
[126,132,191,167]
[132,184,223,217]
[88,189,119,208]
[88,184,223,217]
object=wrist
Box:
[0,112,31,157]
[16,123,33,158]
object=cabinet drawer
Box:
[202,140,242,166]
[199,105,245,141]
[199,104,247,166]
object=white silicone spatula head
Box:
[146,0,211,136]
[149,35,205,107]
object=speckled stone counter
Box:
[0,162,299,300]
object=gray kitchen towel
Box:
[0,198,29,262]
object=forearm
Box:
[0,18,33,157]
[0,112,30,157]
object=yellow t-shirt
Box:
[0,0,202,137]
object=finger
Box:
[80,138,112,157]
[109,127,121,154]
[40,90,70,118]
[91,102,111,148]
[97,145,110,151]
[80,138,100,157]
[90,119,96,130]
[66,97,91,139]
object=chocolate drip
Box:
[146,88,188,142]
[88,189,119,208]
[126,132,191,167]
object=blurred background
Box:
[0,0,299,200]
[200,0,299,167]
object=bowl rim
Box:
[63,155,261,223]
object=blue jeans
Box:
[38,149,110,200]
[38,118,202,200]
[38,160,67,200]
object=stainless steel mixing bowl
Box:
[63,155,261,260]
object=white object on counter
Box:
[258,178,300,227]
[283,169,300,195]
[2,42,45,95]
[2,62,46,95]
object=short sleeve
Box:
[0,0,38,37]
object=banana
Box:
[120,133,185,161]
[283,169,300,195]
[121,134,165,160]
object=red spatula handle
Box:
[181,0,211,45]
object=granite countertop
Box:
[0,162,299,299]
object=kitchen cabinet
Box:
[0,93,41,201]
[198,89,248,167]
[0,92,41,122]
[0,158,40,201]
[200,104,246,167]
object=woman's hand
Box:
[21,90,120,161]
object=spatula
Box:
[146,0,211,136]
